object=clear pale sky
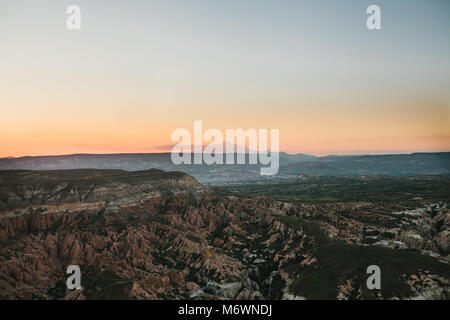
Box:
[0,0,449,157]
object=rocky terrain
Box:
[0,169,206,215]
[0,170,449,300]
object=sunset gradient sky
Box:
[1,0,449,157]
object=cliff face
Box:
[0,169,206,216]
[0,191,287,300]
[0,195,239,299]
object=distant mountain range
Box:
[0,152,448,185]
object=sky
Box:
[0,0,449,157]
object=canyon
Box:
[0,169,449,299]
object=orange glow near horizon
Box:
[1,97,449,158]
[1,94,449,157]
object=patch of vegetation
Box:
[84,270,133,300]
[218,176,450,204]
[278,216,329,246]
[290,243,450,300]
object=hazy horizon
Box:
[1,149,449,160]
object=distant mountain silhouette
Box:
[0,152,448,185]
